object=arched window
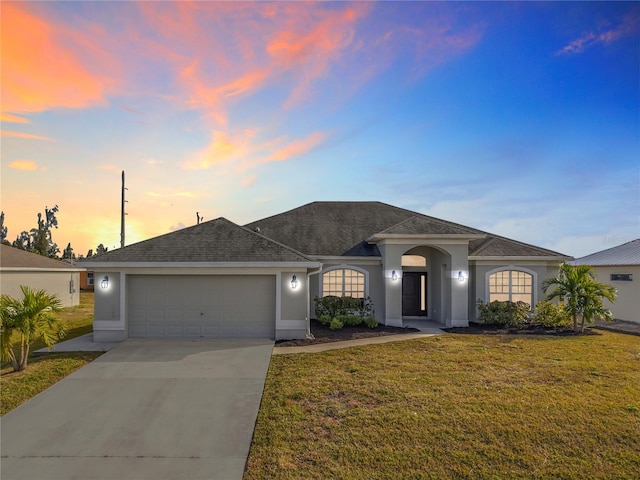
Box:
[322,268,366,298]
[488,269,534,306]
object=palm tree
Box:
[542,263,616,333]
[0,286,66,372]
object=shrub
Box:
[533,301,572,327]
[318,315,332,326]
[477,300,530,326]
[337,314,362,327]
[364,316,378,328]
[314,296,375,320]
[329,317,344,330]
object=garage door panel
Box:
[128,275,275,338]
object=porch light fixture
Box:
[100,276,109,289]
[291,275,298,289]
[458,271,465,282]
[391,270,398,281]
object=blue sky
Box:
[1,1,638,257]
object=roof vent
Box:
[255,227,261,233]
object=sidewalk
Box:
[593,319,640,336]
[36,326,446,356]
[33,333,120,355]
[272,331,443,355]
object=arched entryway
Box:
[401,245,452,324]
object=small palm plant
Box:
[1,286,67,372]
[542,263,616,333]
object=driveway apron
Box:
[1,338,274,480]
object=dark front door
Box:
[402,272,427,316]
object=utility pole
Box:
[120,170,127,249]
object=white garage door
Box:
[128,275,275,338]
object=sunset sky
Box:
[1,1,638,258]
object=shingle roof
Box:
[572,239,640,266]
[245,201,567,259]
[375,215,481,236]
[245,202,433,256]
[79,218,314,264]
[468,235,569,258]
[0,244,80,269]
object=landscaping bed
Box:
[275,319,420,347]
[444,322,601,336]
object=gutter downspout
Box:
[306,264,323,339]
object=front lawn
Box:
[245,331,640,479]
[1,292,100,415]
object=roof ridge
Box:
[375,213,483,236]
[471,232,569,258]
[236,222,316,262]
[469,236,496,256]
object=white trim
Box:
[484,266,538,307]
[93,320,123,330]
[1,267,85,272]
[275,272,282,329]
[276,319,306,328]
[312,256,382,264]
[319,264,370,298]
[120,272,126,327]
[79,261,321,269]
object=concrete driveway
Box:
[1,338,274,480]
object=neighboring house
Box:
[0,244,83,307]
[80,271,95,291]
[80,201,570,341]
[572,239,640,324]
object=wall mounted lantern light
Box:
[458,271,465,282]
[291,275,298,289]
[391,270,398,281]
[100,275,109,289]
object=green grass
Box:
[0,352,102,415]
[245,331,640,479]
[1,292,100,415]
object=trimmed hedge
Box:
[314,296,376,330]
[477,300,530,326]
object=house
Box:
[80,201,571,341]
[0,244,83,307]
[80,271,95,291]
[572,239,640,324]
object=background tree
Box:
[0,211,9,245]
[12,230,32,251]
[96,243,108,255]
[62,242,75,260]
[10,205,60,257]
[0,286,66,372]
[542,263,616,333]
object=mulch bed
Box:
[275,319,420,347]
[276,320,601,347]
[444,323,601,336]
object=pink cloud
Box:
[1,131,55,141]
[0,113,30,124]
[267,132,326,163]
[0,2,120,115]
[7,160,41,171]
[557,10,640,55]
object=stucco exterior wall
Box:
[592,265,640,323]
[0,271,80,307]
[277,270,309,339]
